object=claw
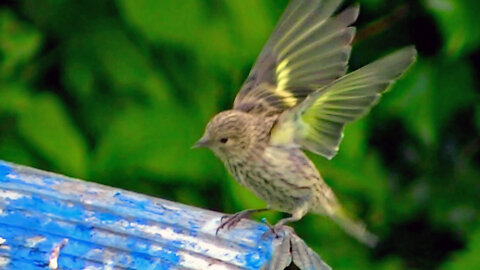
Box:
[263,221,290,239]
[260,223,281,239]
[216,212,245,235]
[215,223,224,236]
[215,208,270,236]
[273,224,284,237]
[267,223,281,238]
[220,215,229,222]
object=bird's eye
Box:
[219,138,228,144]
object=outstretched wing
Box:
[270,46,417,159]
[233,0,359,113]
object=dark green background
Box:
[1,0,479,269]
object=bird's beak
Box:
[192,136,210,149]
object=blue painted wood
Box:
[0,160,330,269]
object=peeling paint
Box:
[0,160,328,270]
[0,189,24,200]
[0,257,9,267]
[49,238,68,269]
[0,160,281,269]
[25,236,46,248]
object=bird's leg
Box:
[269,214,302,236]
[216,208,270,235]
[271,205,308,235]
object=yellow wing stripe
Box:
[275,59,297,107]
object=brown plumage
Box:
[194,0,416,247]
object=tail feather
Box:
[330,208,378,247]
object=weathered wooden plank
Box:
[0,160,330,269]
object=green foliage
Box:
[424,0,480,58]
[18,93,88,177]
[1,0,479,269]
[441,227,480,269]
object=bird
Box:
[193,0,416,247]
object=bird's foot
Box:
[267,223,284,238]
[216,210,254,235]
[267,215,301,238]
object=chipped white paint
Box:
[82,266,102,270]
[179,251,235,270]
[133,221,242,264]
[5,173,18,179]
[26,236,46,248]
[199,216,265,247]
[202,217,221,232]
[99,249,119,270]
[84,248,104,264]
[0,237,5,245]
[0,257,9,267]
[201,218,269,249]
[8,171,60,187]
[49,239,68,270]
[104,260,114,270]
[0,189,24,200]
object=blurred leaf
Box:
[0,135,36,167]
[337,120,368,162]
[92,103,222,183]
[380,61,436,146]
[430,60,477,128]
[429,161,480,232]
[475,105,480,132]
[0,82,32,115]
[63,21,170,103]
[116,0,272,70]
[0,9,42,78]
[424,0,480,58]
[173,187,208,208]
[441,226,480,269]
[223,0,272,60]
[91,26,168,100]
[380,59,478,147]
[116,0,204,45]
[17,93,88,177]
[357,0,387,11]
[62,58,95,100]
[21,0,113,38]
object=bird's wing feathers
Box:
[270,46,417,159]
[233,0,359,113]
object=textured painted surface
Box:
[0,160,329,270]
[0,160,282,270]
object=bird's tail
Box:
[329,208,378,247]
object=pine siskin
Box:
[194,0,416,247]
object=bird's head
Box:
[194,110,254,160]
